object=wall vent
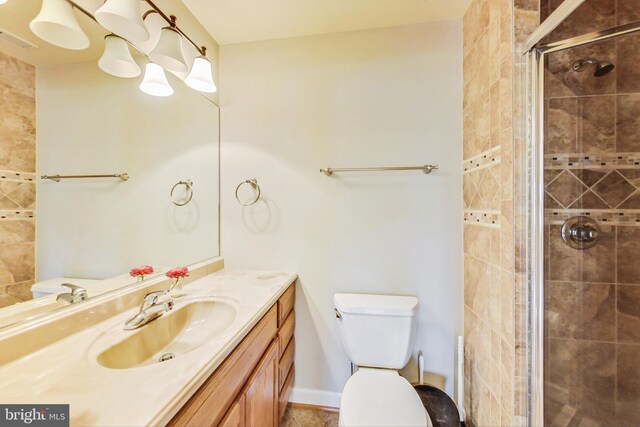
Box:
[0,29,37,49]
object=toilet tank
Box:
[334,293,418,369]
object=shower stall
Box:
[525,1,640,426]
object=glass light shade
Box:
[0,0,8,5]
[95,0,149,42]
[149,26,188,73]
[139,63,173,97]
[136,10,165,55]
[185,56,217,93]
[98,35,141,78]
[29,0,89,50]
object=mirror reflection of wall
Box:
[0,51,36,309]
[0,0,220,328]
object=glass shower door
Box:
[543,29,640,427]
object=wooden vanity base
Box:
[169,284,295,427]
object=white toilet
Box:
[334,293,432,427]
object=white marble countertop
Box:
[0,269,296,426]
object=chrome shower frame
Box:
[524,20,640,427]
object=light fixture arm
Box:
[142,0,206,56]
[64,0,207,56]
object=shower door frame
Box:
[525,20,640,427]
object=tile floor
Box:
[281,405,339,427]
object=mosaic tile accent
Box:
[464,210,501,227]
[545,153,640,170]
[0,210,35,220]
[463,146,501,173]
[545,209,640,226]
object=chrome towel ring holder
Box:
[235,179,261,206]
[171,180,194,206]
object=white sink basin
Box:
[94,298,237,369]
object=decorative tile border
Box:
[0,210,35,220]
[464,210,501,227]
[545,153,640,170]
[463,146,501,173]
[545,209,640,226]
[0,170,35,183]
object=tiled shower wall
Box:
[0,51,36,308]
[541,1,640,426]
[462,0,516,425]
[463,0,540,425]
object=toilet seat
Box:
[339,368,431,427]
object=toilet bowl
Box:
[334,293,431,427]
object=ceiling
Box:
[183,0,472,45]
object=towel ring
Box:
[171,180,193,206]
[235,179,261,206]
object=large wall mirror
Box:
[0,0,220,329]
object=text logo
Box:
[0,405,69,427]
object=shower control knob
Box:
[569,226,597,242]
[561,216,600,250]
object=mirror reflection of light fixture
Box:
[139,62,173,97]
[185,48,217,93]
[0,0,9,5]
[95,0,149,42]
[136,10,165,55]
[29,0,90,50]
[98,34,141,78]
[149,16,188,73]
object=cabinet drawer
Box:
[279,337,294,391]
[278,366,294,422]
[277,285,295,327]
[278,311,294,358]
[168,305,278,427]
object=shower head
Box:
[572,58,615,77]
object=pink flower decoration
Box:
[166,267,189,279]
[130,265,154,278]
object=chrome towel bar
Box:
[319,165,438,176]
[41,173,130,182]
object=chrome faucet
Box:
[124,290,174,330]
[56,283,88,304]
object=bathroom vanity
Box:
[169,282,295,426]
[0,262,296,427]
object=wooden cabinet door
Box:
[244,340,279,427]
[220,395,245,427]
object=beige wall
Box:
[0,51,36,308]
[220,21,463,406]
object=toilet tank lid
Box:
[31,278,101,293]
[334,293,418,316]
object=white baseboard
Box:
[289,387,342,408]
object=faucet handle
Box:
[61,283,88,301]
[142,290,168,310]
[61,283,83,293]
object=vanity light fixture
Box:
[0,0,8,5]
[136,10,165,55]
[95,0,149,42]
[149,16,188,73]
[139,62,173,97]
[29,0,90,50]
[98,34,141,78]
[185,48,217,93]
